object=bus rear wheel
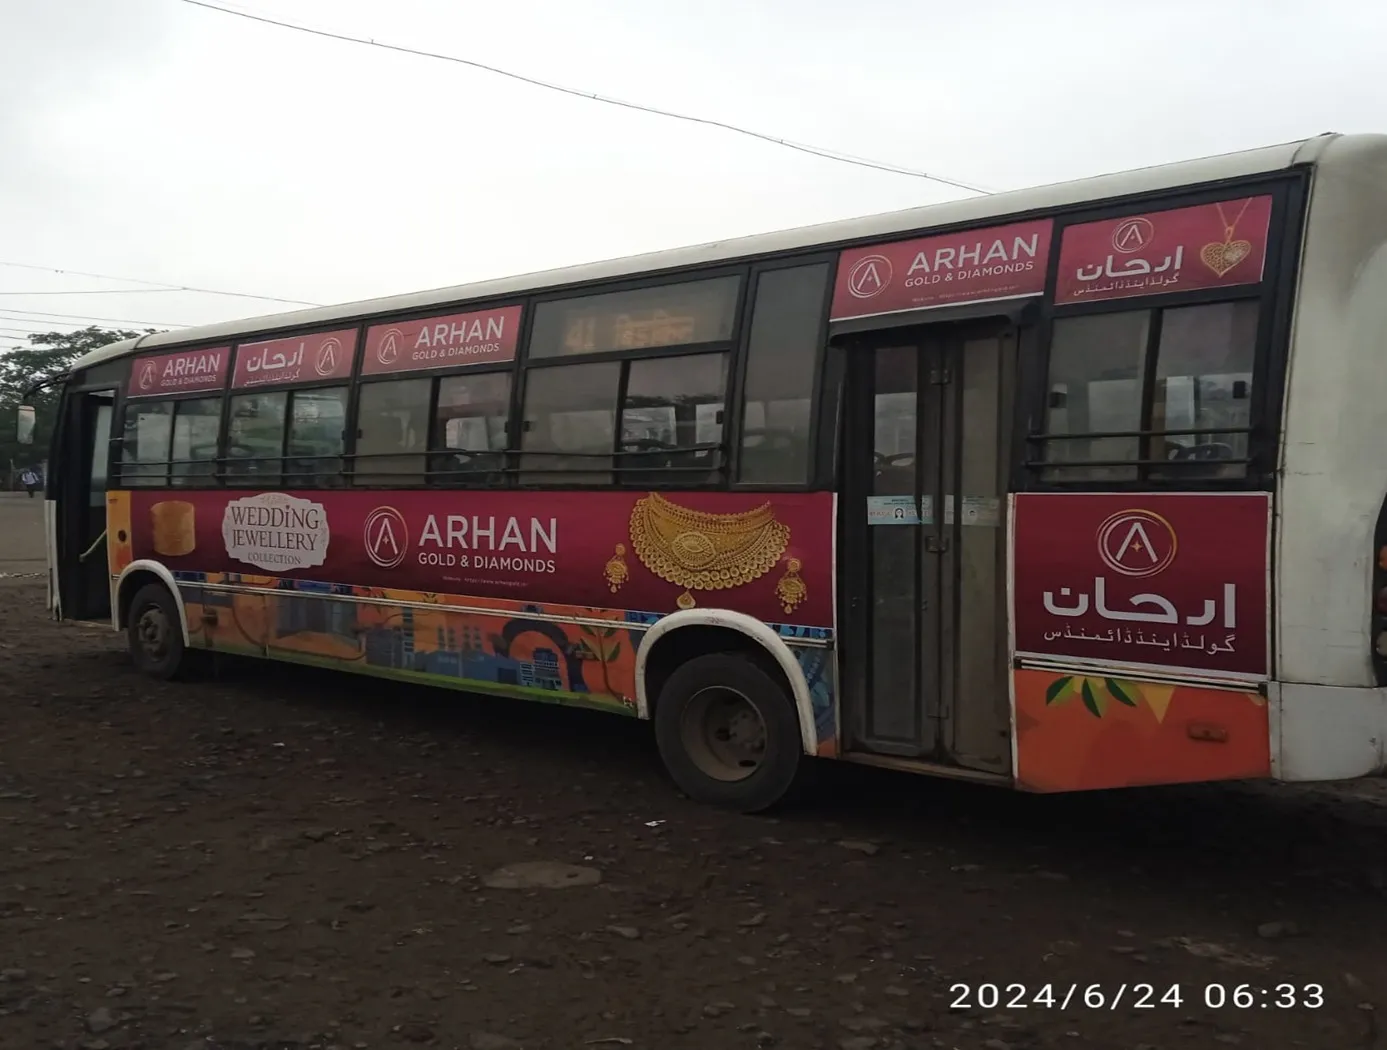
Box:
[127,582,186,681]
[654,651,805,813]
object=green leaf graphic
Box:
[1044,676,1074,705]
[1081,679,1104,718]
[1105,678,1138,707]
[604,642,623,663]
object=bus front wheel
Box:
[127,583,186,681]
[654,651,806,813]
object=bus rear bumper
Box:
[1271,681,1387,781]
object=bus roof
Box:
[72,132,1357,374]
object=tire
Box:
[654,650,806,813]
[126,582,187,681]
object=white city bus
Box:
[22,131,1387,809]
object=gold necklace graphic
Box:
[606,493,806,614]
[1200,198,1254,278]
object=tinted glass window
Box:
[621,352,727,486]
[120,400,173,487]
[520,362,620,484]
[529,277,740,358]
[738,264,829,484]
[1042,311,1150,482]
[355,378,431,485]
[432,371,512,485]
[170,397,222,487]
[89,400,113,506]
[286,387,349,486]
[1039,300,1260,483]
[1149,301,1258,479]
[226,391,287,486]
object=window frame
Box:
[100,170,1309,500]
[116,389,228,488]
[220,382,354,488]
[728,256,836,491]
[430,368,516,486]
[347,363,519,488]
[1018,171,1310,494]
[514,265,750,490]
[526,273,743,360]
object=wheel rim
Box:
[135,603,170,662]
[678,686,767,782]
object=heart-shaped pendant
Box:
[1199,239,1252,278]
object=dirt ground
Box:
[2,579,1386,1050]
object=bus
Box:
[26,132,1387,811]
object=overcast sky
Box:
[1,0,1382,348]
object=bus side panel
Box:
[1272,137,1387,779]
[1011,669,1269,792]
[1007,491,1272,791]
[106,487,839,744]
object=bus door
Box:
[54,388,118,621]
[839,322,1016,775]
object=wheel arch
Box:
[113,560,191,645]
[635,609,817,755]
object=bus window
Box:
[520,361,620,485]
[120,400,173,487]
[873,349,918,497]
[1041,311,1150,482]
[431,372,511,485]
[738,264,829,485]
[286,387,349,486]
[1148,301,1257,478]
[620,351,727,486]
[530,277,740,358]
[170,397,222,487]
[355,378,430,485]
[226,391,287,486]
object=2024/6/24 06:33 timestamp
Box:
[949,983,1325,1010]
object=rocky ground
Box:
[1,578,1385,1050]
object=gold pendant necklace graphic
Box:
[1199,198,1254,278]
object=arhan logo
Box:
[138,362,157,390]
[1096,509,1177,578]
[847,254,892,299]
[364,506,408,568]
[375,329,402,366]
[1111,217,1154,254]
[315,338,340,376]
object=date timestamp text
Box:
[949,983,1325,1011]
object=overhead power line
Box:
[0,288,192,296]
[178,0,993,194]
[0,260,320,307]
[0,308,186,328]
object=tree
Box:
[0,326,150,480]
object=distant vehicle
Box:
[30,132,1387,809]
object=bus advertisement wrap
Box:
[109,488,835,628]
[232,329,357,389]
[362,305,524,375]
[1011,492,1270,679]
[127,347,230,398]
[830,219,1054,320]
[1054,195,1274,304]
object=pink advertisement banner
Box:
[120,488,835,628]
[830,219,1053,320]
[1054,195,1273,304]
[1011,493,1270,679]
[127,347,230,398]
[232,329,357,389]
[362,306,523,376]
